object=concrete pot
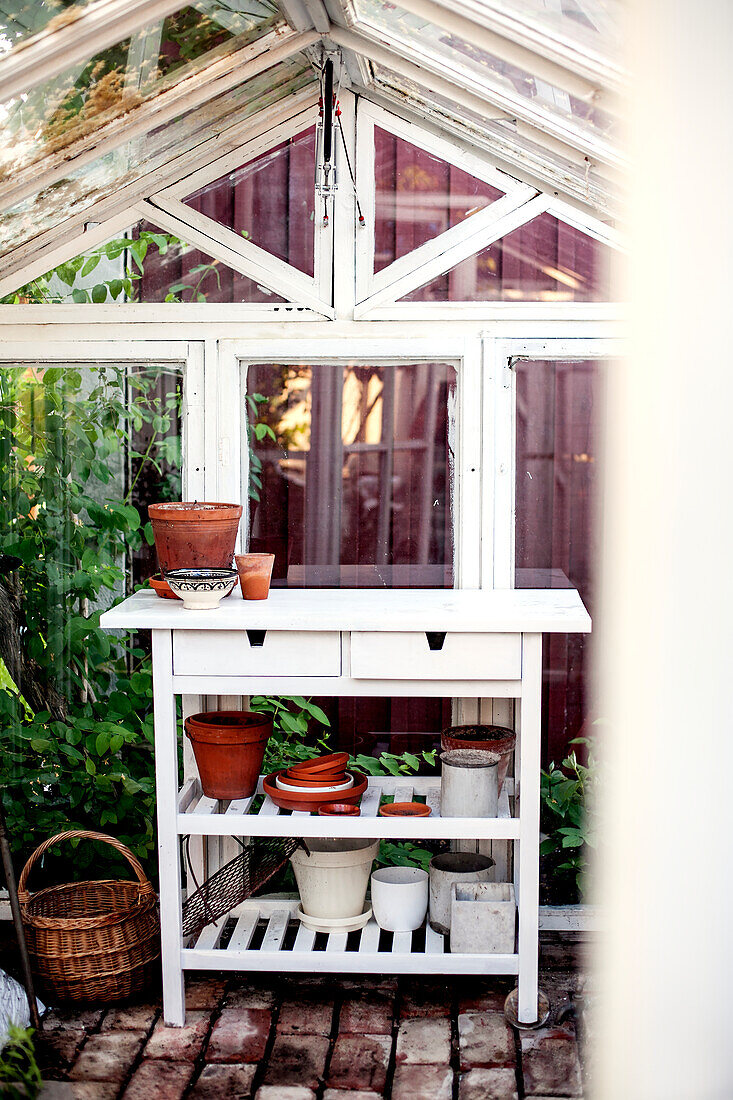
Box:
[441,724,516,794]
[149,502,242,573]
[370,867,429,932]
[440,749,500,818]
[450,882,516,954]
[428,852,495,935]
[290,838,379,920]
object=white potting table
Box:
[100,588,590,1026]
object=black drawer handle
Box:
[246,629,267,648]
[425,631,446,651]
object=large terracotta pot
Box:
[184,710,271,799]
[440,724,516,794]
[149,502,242,573]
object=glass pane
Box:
[355,0,614,139]
[374,126,504,273]
[0,55,316,260]
[514,358,606,764]
[401,212,611,301]
[0,1,91,55]
[0,360,181,874]
[0,221,286,303]
[246,359,456,758]
[490,0,621,58]
[183,128,316,277]
[0,1,284,183]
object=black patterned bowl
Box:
[164,568,238,610]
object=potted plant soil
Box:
[441,724,516,793]
[149,502,242,573]
[184,710,271,799]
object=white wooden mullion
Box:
[356,194,551,316]
[456,336,482,589]
[332,89,357,319]
[354,100,376,304]
[143,199,333,315]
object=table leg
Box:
[153,629,186,1026]
[518,632,542,1024]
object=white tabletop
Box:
[100,587,591,634]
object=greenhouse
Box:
[0,0,729,1097]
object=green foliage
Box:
[351,750,437,776]
[0,1026,42,1100]
[251,696,332,775]
[376,841,432,871]
[0,361,181,878]
[540,738,597,895]
[0,232,224,307]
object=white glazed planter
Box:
[290,838,379,921]
[428,852,495,935]
[370,867,429,932]
[450,882,516,954]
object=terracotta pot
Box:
[263,771,367,813]
[148,575,180,600]
[379,802,432,817]
[279,773,350,789]
[441,724,516,794]
[235,553,275,600]
[149,502,242,574]
[318,803,361,817]
[184,710,271,799]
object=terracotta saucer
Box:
[318,803,361,817]
[288,753,349,776]
[378,802,431,817]
[263,771,367,813]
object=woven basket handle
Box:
[17,829,155,904]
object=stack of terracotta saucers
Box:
[263,753,368,812]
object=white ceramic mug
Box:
[370,867,429,932]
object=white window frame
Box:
[217,334,482,587]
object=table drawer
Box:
[173,630,341,678]
[350,631,521,680]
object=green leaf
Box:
[95,732,110,756]
[91,284,108,304]
[80,254,101,277]
[71,288,89,304]
[85,757,97,775]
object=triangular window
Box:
[374,125,505,273]
[1,221,286,304]
[399,212,611,302]
[182,128,316,278]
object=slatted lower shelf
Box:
[177,775,518,840]
[181,903,519,975]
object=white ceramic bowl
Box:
[370,867,429,932]
[275,772,355,793]
[164,568,238,610]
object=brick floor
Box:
[29,932,588,1099]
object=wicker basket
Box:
[18,830,160,1003]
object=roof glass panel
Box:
[0,55,316,261]
[374,125,504,273]
[488,0,621,56]
[399,211,611,302]
[0,1,91,55]
[0,0,283,183]
[183,126,316,277]
[1,219,287,303]
[354,0,614,140]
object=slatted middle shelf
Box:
[177,775,518,839]
[181,901,519,975]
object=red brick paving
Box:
[30,933,588,1099]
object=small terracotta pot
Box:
[441,724,516,794]
[148,575,180,600]
[235,553,275,600]
[318,803,361,817]
[379,802,432,817]
[185,710,271,799]
[150,502,242,574]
